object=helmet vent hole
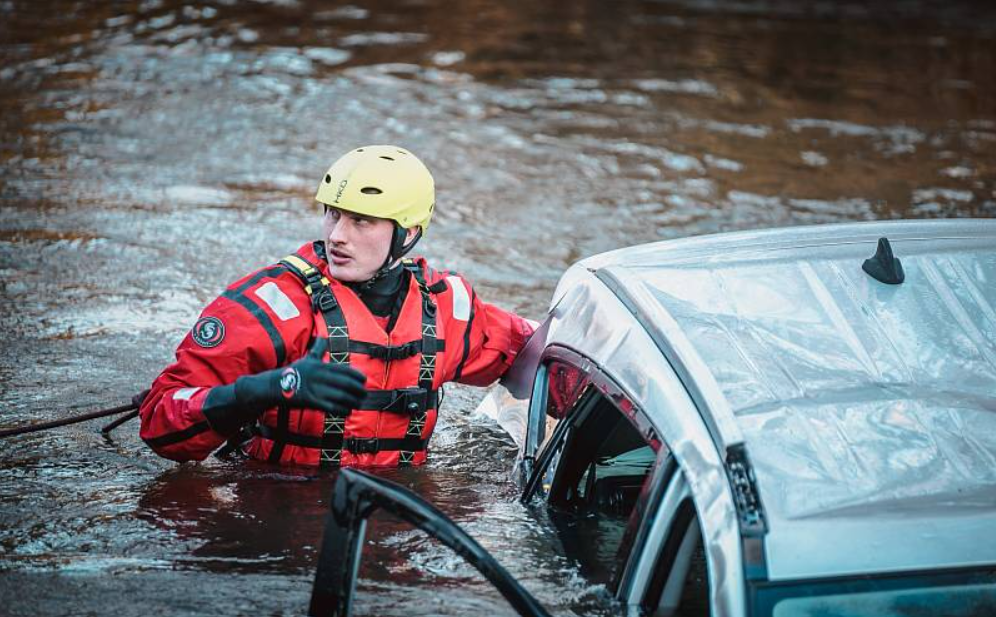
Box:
[357,148,364,152]
[324,174,331,183]
[361,187,383,195]
[380,156,394,161]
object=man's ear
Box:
[405,227,420,244]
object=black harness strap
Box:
[343,435,429,454]
[253,425,428,454]
[348,339,444,361]
[143,421,211,449]
[252,388,440,454]
[267,405,290,464]
[252,386,437,455]
[254,424,321,448]
[360,387,438,414]
[311,282,349,468]
[399,261,439,466]
[280,254,350,468]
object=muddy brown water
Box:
[1,0,994,615]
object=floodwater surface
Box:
[1,0,994,615]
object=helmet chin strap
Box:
[357,225,422,291]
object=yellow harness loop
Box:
[282,254,331,294]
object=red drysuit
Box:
[140,241,533,467]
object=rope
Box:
[0,390,149,439]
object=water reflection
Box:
[134,462,503,575]
[136,464,330,574]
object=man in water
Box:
[140,146,535,467]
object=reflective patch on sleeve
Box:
[446,275,471,321]
[173,387,202,401]
[253,281,301,321]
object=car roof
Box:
[572,219,996,580]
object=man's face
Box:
[322,207,395,282]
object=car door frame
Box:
[521,344,687,599]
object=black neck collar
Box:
[315,241,408,319]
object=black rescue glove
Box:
[202,339,367,436]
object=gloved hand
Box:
[234,340,367,414]
[202,339,367,435]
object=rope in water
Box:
[0,390,148,438]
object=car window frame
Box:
[527,347,661,466]
[521,344,674,595]
[625,467,710,616]
[523,345,661,499]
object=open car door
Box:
[309,468,551,617]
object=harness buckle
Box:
[345,437,379,454]
[383,341,419,361]
[381,387,426,414]
[364,342,417,361]
[423,297,437,317]
[313,290,338,313]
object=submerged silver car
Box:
[311,219,996,617]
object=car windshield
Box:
[755,568,996,617]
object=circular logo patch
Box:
[279,367,300,399]
[191,316,225,348]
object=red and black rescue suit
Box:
[140,241,534,467]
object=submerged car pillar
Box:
[309,468,551,617]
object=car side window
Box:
[547,394,656,516]
[528,356,664,590]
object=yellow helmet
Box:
[314,145,435,232]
